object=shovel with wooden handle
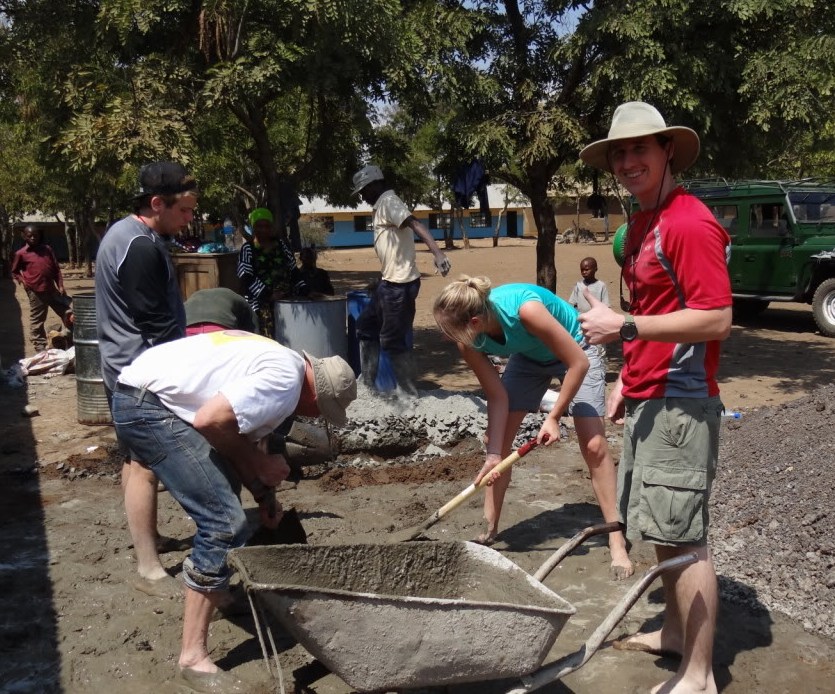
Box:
[390,438,539,542]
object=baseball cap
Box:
[303,352,357,427]
[135,161,198,198]
[351,164,384,195]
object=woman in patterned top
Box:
[237,207,306,337]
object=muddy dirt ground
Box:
[2,238,834,693]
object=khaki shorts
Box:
[618,396,723,546]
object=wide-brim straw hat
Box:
[580,101,700,175]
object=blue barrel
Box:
[346,290,412,392]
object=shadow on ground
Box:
[0,277,60,690]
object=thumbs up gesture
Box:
[579,288,622,345]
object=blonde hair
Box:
[433,275,493,347]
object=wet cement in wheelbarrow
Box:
[232,542,571,609]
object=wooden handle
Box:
[398,439,539,541]
[435,439,539,519]
[475,438,538,489]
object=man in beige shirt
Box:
[351,165,451,395]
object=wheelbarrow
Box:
[227,522,696,693]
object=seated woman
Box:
[237,208,307,337]
[433,275,633,579]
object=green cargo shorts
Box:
[618,396,723,546]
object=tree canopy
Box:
[0,0,833,282]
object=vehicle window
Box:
[750,203,786,237]
[711,205,738,237]
[789,191,835,223]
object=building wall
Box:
[304,207,528,248]
[522,197,626,239]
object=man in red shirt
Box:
[578,102,731,694]
[11,225,70,353]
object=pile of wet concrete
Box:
[335,382,835,641]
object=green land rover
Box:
[614,179,835,336]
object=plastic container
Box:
[222,218,236,251]
[539,389,560,412]
[721,410,742,420]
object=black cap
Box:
[135,162,197,198]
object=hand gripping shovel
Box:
[391,438,538,542]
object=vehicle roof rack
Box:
[682,178,835,199]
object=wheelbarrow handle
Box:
[533,521,622,582]
[505,552,699,694]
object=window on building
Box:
[319,216,335,232]
[469,212,489,228]
[353,215,372,232]
[428,213,451,230]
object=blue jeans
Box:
[111,387,249,592]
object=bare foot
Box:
[612,629,683,658]
[131,574,183,600]
[472,530,497,546]
[609,546,635,580]
[651,672,718,694]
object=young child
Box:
[11,225,70,353]
[568,256,609,313]
[568,257,609,359]
[298,246,334,296]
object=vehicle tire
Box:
[812,278,835,337]
[732,298,770,320]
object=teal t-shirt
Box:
[474,284,582,363]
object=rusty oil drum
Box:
[73,292,112,425]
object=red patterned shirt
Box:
[621,187,732,399]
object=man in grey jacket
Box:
[95,161,197,598]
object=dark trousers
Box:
[356,279,420,353]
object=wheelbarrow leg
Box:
[504,553,698,694]
[246,590,288,694]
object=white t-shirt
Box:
[118,331,304,441]
[372,189,420,284]
[568,278,609,313]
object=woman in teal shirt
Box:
[433,275,632,578]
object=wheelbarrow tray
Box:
[228,541,576,690]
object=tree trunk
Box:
[0,205,11,278]
[530,187,558,293]
[233,101,288,247]
[63,217,76,268]
[492,200,508,248]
